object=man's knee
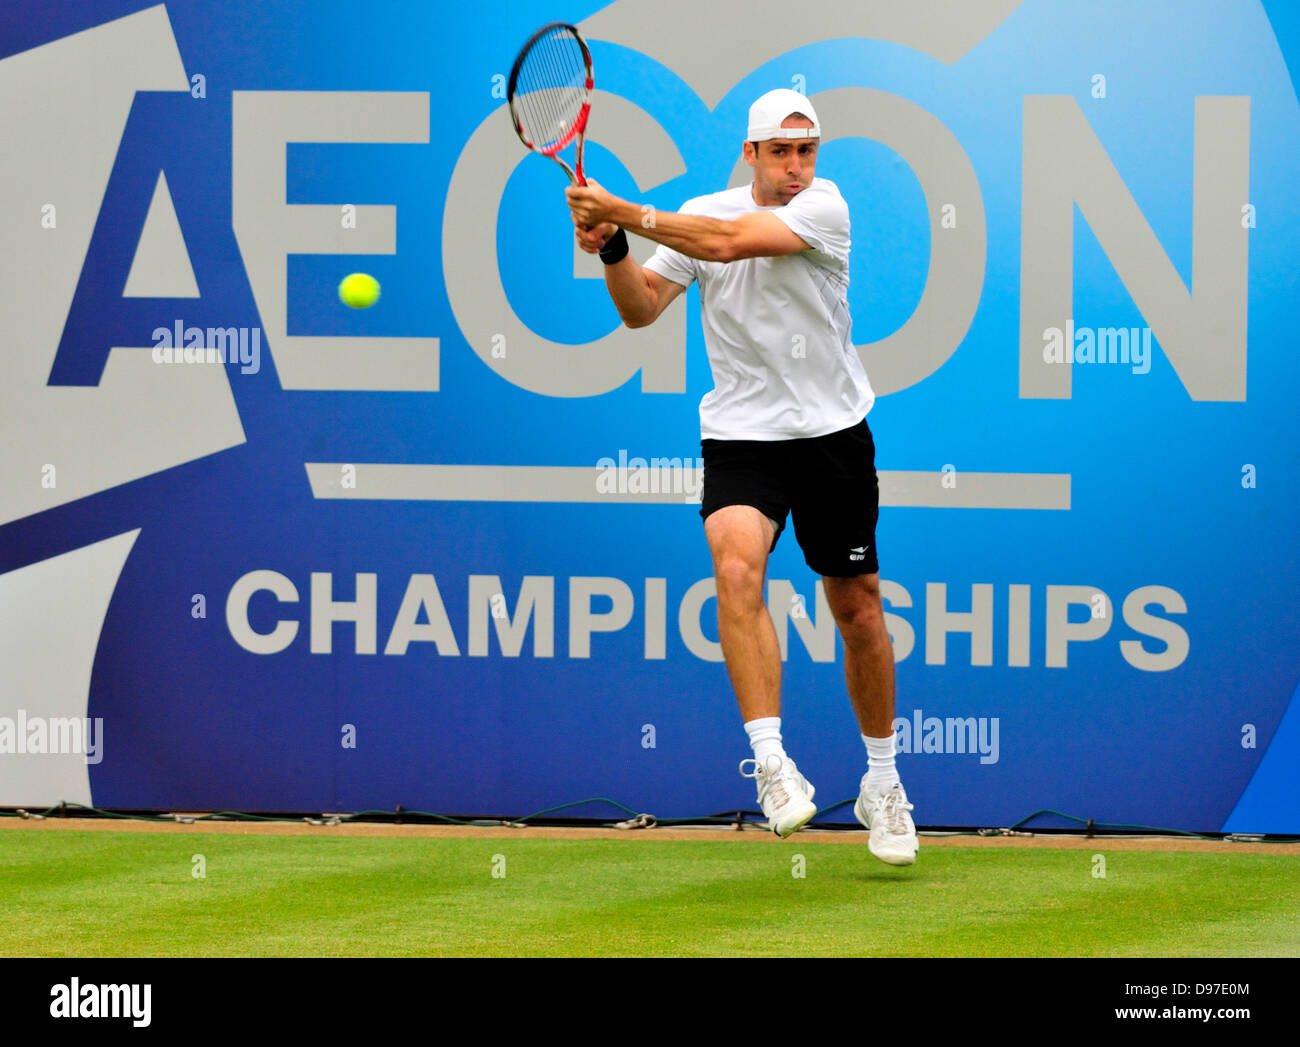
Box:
[825,575,885,636]
[713,552,765,610]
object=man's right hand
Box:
[575,218,619,255]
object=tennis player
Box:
[566,89,916,865]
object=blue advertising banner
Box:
[1,0,1296,832]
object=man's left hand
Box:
[566,178,621,227]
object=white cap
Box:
[746,88,820,141]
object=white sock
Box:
[863,733,899,792]
[745,717,786,765]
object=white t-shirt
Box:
[643,177,874,441]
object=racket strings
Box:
[514,27,587,150]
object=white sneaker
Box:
[855,780,918,866]
[739,754,817,838]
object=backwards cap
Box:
[747,88,820,141]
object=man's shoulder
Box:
[807,177,844,196]
[795,178,848,211]
[782,179,850,245]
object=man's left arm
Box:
[566,181,809,263]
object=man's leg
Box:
[824,572,917,865]
[704,503,816,837]
[703,505,780,721]
[785,420,917,863]
[787,421,892,734]
[822,572,894,737]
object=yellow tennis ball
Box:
[338,272,380,309]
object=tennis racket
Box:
[506,21,594,186]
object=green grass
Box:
[2,830,1297,956]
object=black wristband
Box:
[598,227,629,265]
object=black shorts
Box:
[700,419,881,577]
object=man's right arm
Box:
[577,221,687,329]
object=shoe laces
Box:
[878,785,914,835]
[739,755,796,809]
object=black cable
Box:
[2,801,1295,842]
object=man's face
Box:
[744,114,819,206]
